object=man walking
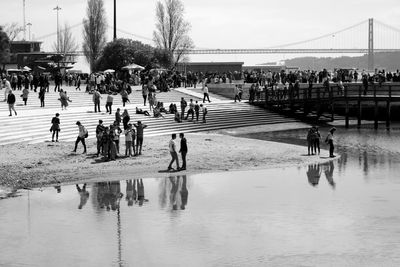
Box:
[73,121,88,154]
[7,90,17,116]
[106,92,113,114]
[185,99,195,121]
[134,121,147,156]
[202,84,211,103]
[179,133,187,170]
[167,133,180,171]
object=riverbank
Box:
[0,126,332,189]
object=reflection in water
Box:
[76,184,89,209]
[307,164,321,186]
[307,161,336,189]
[125,180,136,206]
[96,181,124,211]
[137,179,149,206]
[158,175,189,211]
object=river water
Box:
[1,126,400,266]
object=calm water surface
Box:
[1,127,400,266]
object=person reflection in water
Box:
[180,175,188,210]
[137,179,148,206]
[169,176,181,210]
[126,180,137,206]
[76,184,89,209]
[307,164,322,186]
[324,161,336,189]
[110,181,124,211]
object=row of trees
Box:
[83,0,193,72]
[0,0,193,73]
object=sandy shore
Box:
[0,127,332,189]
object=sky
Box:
[1,0,400,72]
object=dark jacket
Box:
[7,93,16,104]
[180,137,188,152]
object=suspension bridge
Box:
[34,18,400,70]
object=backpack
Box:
[84,127,89,138]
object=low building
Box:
[177,62,244,73]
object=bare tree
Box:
[0,26,11,68]
[53,22,79,53]
[2,23,23,41]
[82,0,107,72]
[153,0,194,68]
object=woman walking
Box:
[22,87,29,105]
[50,113,60,142]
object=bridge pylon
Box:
[368,18,374,71]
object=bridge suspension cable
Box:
[33,22,83,41]
[266,19,368,49]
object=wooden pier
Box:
[263,82,400,129]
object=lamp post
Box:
[113,0,117,40]
[53,5,62,52]
[27,22,32,41]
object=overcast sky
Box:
[1,0,400,71]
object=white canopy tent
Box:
[121,63,144,71]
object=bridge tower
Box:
[368,18,374,71]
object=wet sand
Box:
[0,123,333,189]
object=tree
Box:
[2,23,23,41]
[53,22,79,54]
[153,0,194,68]
[96,38,155,71]
[82,0,107,72]
[0,26,10,67]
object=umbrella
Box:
[104,69,115,73]
[121,63,144,71]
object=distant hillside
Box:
[284,52,400,71]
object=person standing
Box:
[194,101,200,122]
[120,87,130,107]
[115,108,121,126]
[122,109,130,130]
[22,86,29,105]
[185,99,195,121]
[3,78,11,101]
[39,86,45,107]
[7,90,17,116]
[96,120,105,157]
[113,121,122,155]
[234,84,241,102]
[134,121,147,156]
[50,113,60,142]
[200,104,207,123]
[142,84,149,106]
[93,89,101,112]
[179,133,187,170]
[106,92,113,114]
[73,121,88,154]
[314,127,321,155]
[325,127,336,158]
[202,84,211,103]
[167,133,180,171]
[76,75,81,90]
[124,123,133,157]
[180,97,187,120]
[307,127,315,156]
